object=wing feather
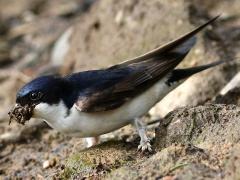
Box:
[74,16,219,112]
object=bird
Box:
[14,16,223,151]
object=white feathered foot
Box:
[133,117,152,152]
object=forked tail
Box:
[167,60,225,85]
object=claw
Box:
[138,140,152,152]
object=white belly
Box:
[34,77,177,137]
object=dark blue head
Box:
[16,75,74,107]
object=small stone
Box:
[115,10,124,25]
[43,160,50,169]
[43,158,57,169]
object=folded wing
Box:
[74,16,219,112]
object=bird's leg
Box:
[133,117,152,152]
[85,137,99,148]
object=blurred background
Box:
[0,0,240,179]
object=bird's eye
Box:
[30,92,42,101]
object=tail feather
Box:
[167,60,225,84]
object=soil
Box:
[0,0,240,179]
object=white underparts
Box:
[33,77,181,137]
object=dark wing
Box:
[74,16,219,112]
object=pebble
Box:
[42,158,57,169]
[42,160,50,169]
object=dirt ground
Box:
[1,0,240,179]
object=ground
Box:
[0,0,240,179]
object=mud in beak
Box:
[8,103,35,125]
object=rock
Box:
[106,104,240,179]
[224,144,240,179]
[220,72,240,95]
[155,104,240,149]
[107,144,218,179]
[215,87,240,105]
[60,140,137,179]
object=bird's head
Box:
[16,75,66,107]
[9,75,73,125]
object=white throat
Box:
[33,101,69,130]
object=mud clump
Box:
[8,104,34,125]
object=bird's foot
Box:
[138,139,152,152]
